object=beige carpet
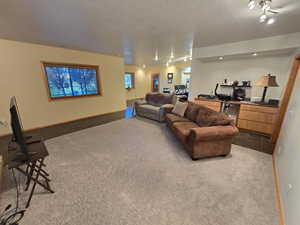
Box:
[1,118,279,225]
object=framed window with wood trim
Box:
[124,72,135,89]
[42,62,102,100]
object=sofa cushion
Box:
[185,102,200,122]
[196,106,232,127]
[145,93,175,106]
[138,104,160,114]
[173,122,199,143]
[172,102,188,117]
[165,113,190,124]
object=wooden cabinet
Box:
[194,100,221,112]
[194,98,279,135]
[238,104,279,135]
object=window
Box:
[124,73,135,89]
[43,62,101,99]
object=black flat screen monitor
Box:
[10,96,28,157]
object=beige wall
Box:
[148,62,191,93]
[123,62,192,100]
[189,54,293,101]
[124,65,151,100]
[274,49,300,225]
[0,39,127,136]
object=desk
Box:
[194,97,279,135]
[5,140,54,208]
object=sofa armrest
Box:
[134,99,147,106]
[189,125,239,142]
[160,104,174,114]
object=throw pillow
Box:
[172,102,188,117]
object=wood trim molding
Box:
[272,154,286,225]
[151,73,160,92]
[125,72,135,89]
[0,109,125,138]
[41,62,102,101]
[272,56,300,144]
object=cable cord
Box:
[0,169,26,225]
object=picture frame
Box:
[167,73,173,84]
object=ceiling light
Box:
[154,55,158,61]
[189,56,192,60]
[248,0,256,9]
[184,57,187,62]
[260,0,272,11]
[170,51,174,59]
[259,14,268,23]
[166,62,169,67]
[262,4,271,11]
[247,0,280,25]
[142,64,146,68]
[252,52,258,56]
[267,17,275,24]
[219,56,224,60]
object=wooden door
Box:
[151,74,160,92]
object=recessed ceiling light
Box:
[170,51,174,59]
[219,56,224,60]
[252,52,258,56]
[267,17,275,24]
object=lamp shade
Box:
[256,74,279,87]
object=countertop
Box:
[195,97,279,108]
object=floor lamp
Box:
[256,74,279,103]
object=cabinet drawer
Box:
[238,119,274,134]
[240,104,278,114]
[194,100,221,112]
[239,110,277,124]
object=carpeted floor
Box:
[1,118,279,225]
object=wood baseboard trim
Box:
[272,154,286,225]
[127,97,143,101]
[0,109,126,138]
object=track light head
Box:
[248,0,256,9]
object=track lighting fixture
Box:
[247,0,279,24]
[248,0,256,10]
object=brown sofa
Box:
[166,102,239,160]
[134,93,177,122]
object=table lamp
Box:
[256,74,279,103]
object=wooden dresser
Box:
[238,104,279,135]
[194,98,279,135]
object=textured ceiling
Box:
[0,0,299,65]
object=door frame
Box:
[151,73,160,92]
[272,55,300,146]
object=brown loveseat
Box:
[166,102,239,160]
[134,93,177,122]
